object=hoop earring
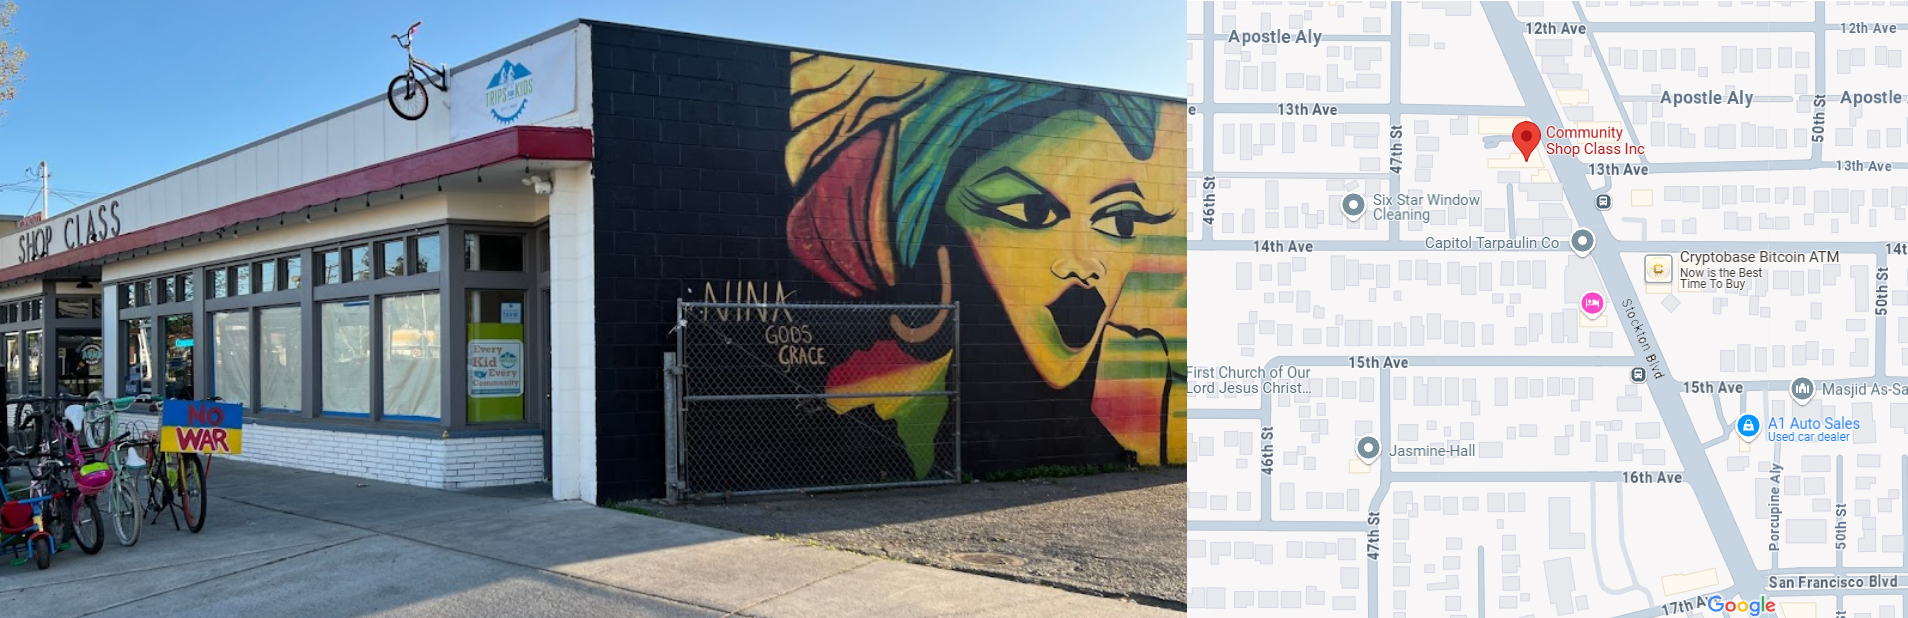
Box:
[890,246,951,344]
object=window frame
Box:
[103,221,540,434]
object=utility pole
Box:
[37,160,46,218]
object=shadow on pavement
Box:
[649,467,1188,609]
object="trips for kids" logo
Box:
[485,59,534,123]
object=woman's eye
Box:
[990,195,1066,229]
[1090,201,1173,239]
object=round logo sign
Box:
[80,342,104,366]
[499,350,518,370]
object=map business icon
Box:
[1736,414,1761,442]
[1790,377,1815,406]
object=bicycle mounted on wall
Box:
[387,21,449,121]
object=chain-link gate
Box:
[665,301,960,501]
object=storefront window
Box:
[235,265,252,296]
[464,233,523,271]
[285,256,303,289]
[320,250,340,285]
[381,239,407,277]
[159,277,174,304]
[382,293,440,421]
[161,316,192,400]
[259,260,277,293]
[415,235,439,273]
[121,318,150,397]
[321,300,371,417]
[55,330,103,398]
[178,274,194,302]
[23,330,41,397]
[211,269,228,298]
[56,298,90,319]
[467,290,525,423]
[212,311,251,408]
[349,246,372,282]
[259,306,301,413]
[134,281,150,307]
[4,333,18,397]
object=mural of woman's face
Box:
[944,108,1179,388]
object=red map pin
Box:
[1513,120,1541,161]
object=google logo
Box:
[1708,595,1775,615]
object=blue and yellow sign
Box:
[160,400,243,454]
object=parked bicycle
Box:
[78,393,151,546]
[120,398,210,534]
[0,446,68,569]
[386,20,449,120]
[10,397,103,554]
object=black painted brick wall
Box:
[587,21,1165,501]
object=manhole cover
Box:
[950,552,1026,567]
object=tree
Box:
[0,2,23,109]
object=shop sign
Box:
[468,339,524,398]
[160,400,244,454]
[450,29,577,140]
[12,200,124,265]
[501,302,522,324]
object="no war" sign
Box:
[160,400,244,454]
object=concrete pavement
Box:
[0,460,1179,617]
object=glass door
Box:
[55,329,104,398]
[162,314,194,400]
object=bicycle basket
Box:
[77,462,112,496]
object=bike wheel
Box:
[31,535,49,569]
[178,454,206,533]
[111,475,140,546]
[72,495,102,554]
[387,73,428,120]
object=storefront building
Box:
[0,20,1187,503]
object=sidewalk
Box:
[0,460,1180,618]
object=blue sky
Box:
[0,0,1182,216]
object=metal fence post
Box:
[952,302,962,482]
[663,350,679,504]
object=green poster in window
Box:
[467,323,523,423]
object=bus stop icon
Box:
[1596,194,1611,210]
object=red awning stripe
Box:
[0,125,593,283]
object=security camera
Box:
[522,175,552,195]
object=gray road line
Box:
[1251,355,1639,367]
[1485,1,1766,598]
[1614,482,1653,606]
[1367,364,1390,618]
[1838,454,1845,569]
[1197,103,1532,116]
[1188,237,1884,253]
[1189,520,1364,532]
[1187,409,1265,420]
[1477,545,1485,618]
[1620,216,1646,241]
[1506,183,1517,238]
[1590,481,1653,604]
[1816,3,1828,166]
[1200,171,1392,179]
[1387,0,1402,250]
[1713,392,1729,438]
[1201,0,1214,244]
[1386,471,1613,482]
[1574,3,1652,168]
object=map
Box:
[1186,2,1908,616]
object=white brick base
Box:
[117,414,545,490]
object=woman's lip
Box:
[1046,284,1107,351]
